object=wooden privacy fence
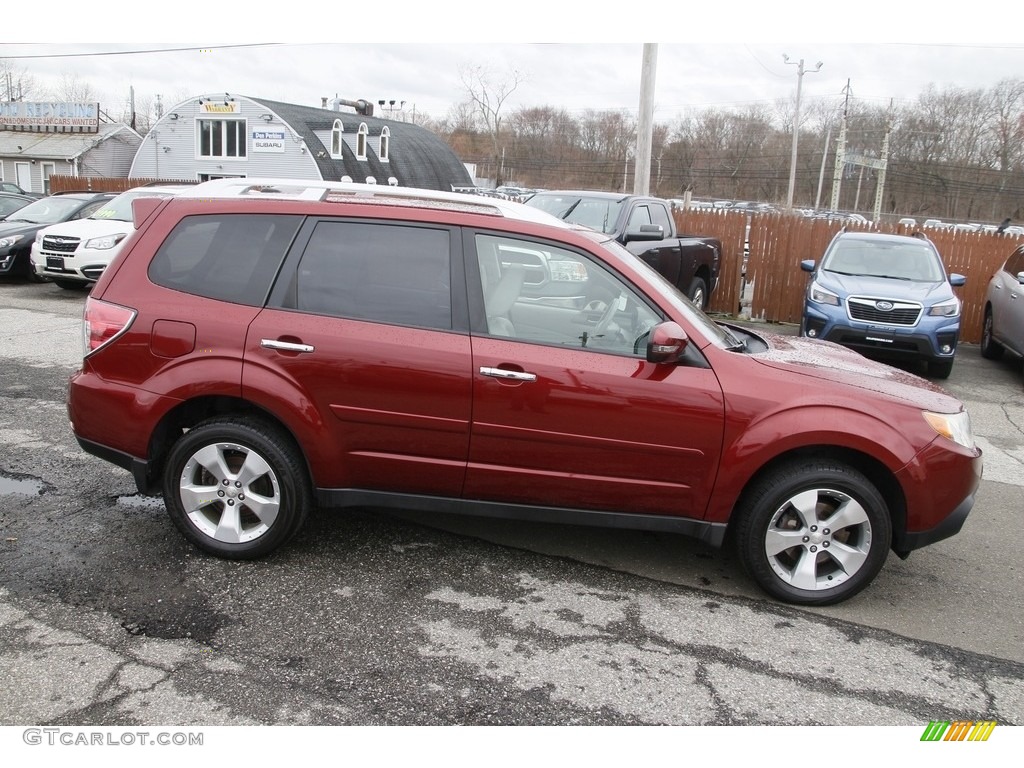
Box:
[45,176,1021,344]
[48,175,193,194]
[675,208,1024,345]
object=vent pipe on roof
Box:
[323,97,375,117]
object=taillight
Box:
[82,297,136,357]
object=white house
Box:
[130,93,473,191]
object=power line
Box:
[3,43,279,60]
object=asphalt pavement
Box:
[0,278,1022,737]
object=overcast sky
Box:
[5,2,1022,126]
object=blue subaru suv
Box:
[799,231,965,378]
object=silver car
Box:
[981,245,1024,364]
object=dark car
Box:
[799,231,966,378]
[0,192,114,280]
[0,191,35,220]
[68,178,981,607]
[0,181,41,198]
[981,244,1024,367]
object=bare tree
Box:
[0,58,38,101]
[459,63,526,186]
[49,72,97,103]
[988,78,1024,173]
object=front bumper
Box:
[803,304,959,362]
[892,439,982,554]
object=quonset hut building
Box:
[130,94,473,191]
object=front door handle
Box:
[261,339,315,353]
[479,366,537,383]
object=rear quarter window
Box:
[148,214,302,305]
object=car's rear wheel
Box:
[162,417,312,559]
[734,459,891,606]
[980,308,1004,360]
[687,277,708,311]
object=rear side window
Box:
[148,214,302,305]
[1005,248,1024,275]
[292,221,452,330]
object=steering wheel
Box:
[593,293,624,338]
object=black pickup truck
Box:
[524,190,722,310]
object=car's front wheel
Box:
[980,308,1003,360]
[734,459,891,606]
[162,417,312,559]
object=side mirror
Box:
[647,321,689,364]
[949,273,966,287]
[1016,271,1024,285]
[623,223,664,243]
[800,259,816,273]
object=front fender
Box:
[704,403,926,524]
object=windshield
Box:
[525,194,625,235]
[822,238,945,282]
[90,189,174,221]
[0,197,31,217]
[7,197,88,224]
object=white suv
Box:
[32,185,192,289]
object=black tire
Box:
[25,261,47,283]
[162,417,312,559]
[734,459,891,606]
[927,358,954,379]
[980,309,1004,360]
[687,277,708,311]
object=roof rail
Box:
[180,177,568,227]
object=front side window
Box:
[475,233,660,356]
[198,119,247,158]
[148,214,302,305]
[1004,248,1024,276]
[294,221,452,330]
[627,205,652,229]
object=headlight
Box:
[923,410,975,450]
[0,234,25,250]
[927,298,961,318]
[84,234,127,250]
[809,281,840,306]
[34,231,45,244]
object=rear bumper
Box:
[74,435,152,494]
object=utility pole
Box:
[830,81,851,212]
[814,124,832,210]
[784,54,823,210]
[633,43,658,196]
[872,102,893,222]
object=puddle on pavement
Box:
[0,470,48,496]
[117,495,165,510]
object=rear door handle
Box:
[479,366,537,382]
[261,339,315,353]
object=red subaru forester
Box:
[68,178,982,606]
